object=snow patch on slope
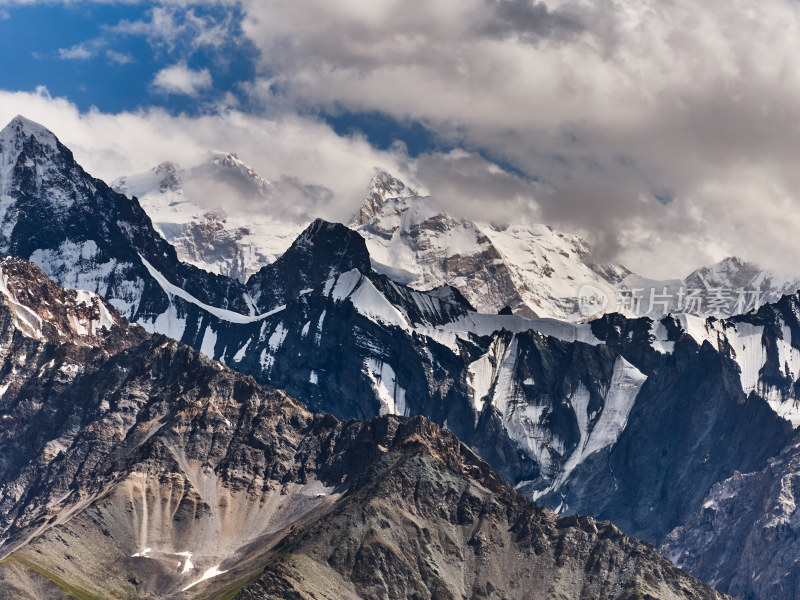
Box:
[535,357,647,501]
[0,268,43,339]
[139,255,283,325]
[479,222,629,321]
[364,359,408,416]
[29,241,143,320]
[199,327,217,359]
[181,564,228,592]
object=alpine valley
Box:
[0,114,798,600]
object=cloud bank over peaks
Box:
[236,0,800,278]
[0,87,410,226]
[4,0,800,279]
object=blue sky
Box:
[0,3,258,113]
[0,2,441,156]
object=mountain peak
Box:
[212,150,272,190]
[0,115,69,196]
[701,256,752,273]
[155,161,182,192]
[370,169,413,195]
[294,219,371,267]
[683,255,779,293]
[245,218,371,311]
[0,115,60,153]
[352,169,418,226]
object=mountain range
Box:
[1,114,800,599]
[113,157,800,323]
[0,254,725,599]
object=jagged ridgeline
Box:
[1,115,800,599]
[0,255,727,599]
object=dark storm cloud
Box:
[482,0,584,43]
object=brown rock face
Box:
[235,419,729,600]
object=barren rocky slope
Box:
[237,418,728,600]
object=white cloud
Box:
[0,87,407,225]
[6,1,800,279]
[107,4,244,53]
[109,6,185,51]
[151,63,212,96]
[105,50,134,65]
[235,0,800,278]
[58,43,94,60]
[55,35,133,66]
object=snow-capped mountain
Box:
[114,158,800,325]
[116,163,636,321]
[354,172,800,324]
[618,256,800,322]
[0,255,724,600]
[112,154,306,282]
[5,114,800,599]
[354,171,631,320]
[0,115,254,327]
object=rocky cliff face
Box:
[244,218,374,313]
[0,255,726,600]
[183,229,794,548]
[351,170,418,227]
[236,418,727,600]
[661,430,800,600]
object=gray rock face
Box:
[190,262,792,552]
[662,434,800,600]
[352,170,417,227]
[244,218,374,313]
[0,256,726,600]
[157,209,257,282]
